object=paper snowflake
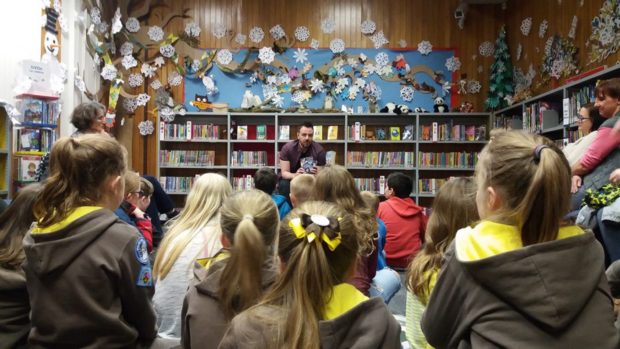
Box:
[337,78,349,89]
[310,79,324,93]
[212,23,227,39]
[347,58,359,69]
[271,94,284,108]
[360,20,376,34]
[120,42,134,56]
[538,20,548,38]
[90,7,101,25]
[442,81,452,95]
[399,40,407,48]
[479,41,494,57]
[153,56,165,68]
[467,80,482,94]
[190,59,201,72]
[370,31,389,49]
[97,21,109,34]
[148,26,164,41]
[141,63,156,78]
[354,78,366,89]
[516,43,523,60]
[400,86,415,102]
[92,53,101,66]
[121,55,137,70]
[168,72,183,86]
[159,107,175,122]
[159,44,176,58]
[235,33,247,45]
[445,56,461,72]
[202,75,218,95]
[375,52,389,66]
[128,73,144,88]
[270,24,286,40]
[278,74,292,85]
[588,1,620,63]
[550,60,563,79]
[292,91,306,104]
[378,65,393,77]
[310,39,320,49]
[150,79,162,90]
[321,18,336,33]
[136,93,151,107]
[111,8,122,34]
[362,63,377,76]
[125,17,140,33]
[123,98,138,113]
[58,14,68,33]
[262,85,278,100]
[74,75,86,93]
[568,15,578,39]
[417,40,432,55]
[330,39,345,53]
[217,49,233,65]
[293,48,308,64]
[138,120,154,136]
[249,26,264,43]
[520,17,532,36]
[294,26,310,41]
[599,25,614,45]
[266,75,278,85]
[258,47,275,64]
[185,22,201,38]
[348,85,360,100]
[100,64,117,80]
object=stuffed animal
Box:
[414,107,428,113]
[459,101,474,113]
[380,102,410,115]
[433,97,448,113]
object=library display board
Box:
[158,112,491,207]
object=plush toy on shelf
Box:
[433,96,448,113]
[380,102,410,115]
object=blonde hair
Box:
[34,134,126,227]
[139,177,154,197]
[257,201,358,349]
[123,171,141,195]
[407,177,478,299]
[360,191,379,213]
[290,174,315,206]
[153,173,231,280]
[218,190,280,319]
[477,130,571,245]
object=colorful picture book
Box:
[19,98,59,124]
[301,156,317,173]
[376,127,386,140]
[237,125,248,140]
[390,127,401,141]
[326,150,337,165]
[18,155,41,182]
[279,125,290,140]
[327,126,339,140]
[402,125,414,140]
[256,124,267,140]
[313,125,323,140]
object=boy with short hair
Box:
[254,167,292,219]
[289,173,315,208]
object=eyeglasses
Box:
[577,116,591,122]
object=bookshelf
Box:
[157,112,492,207]
[0,105,10,198]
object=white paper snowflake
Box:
[100,64,117,80]
[58,14,68,33]
[266,75,278,85]
[347,58,359,69]
[370,31,389,49]
[293,48,308,64]
[337,78,349,89]
[538,20,548,38]
[310,79,324,93]
[136,93,151,107]
[330,39,345,53]
[467,80,482,94]
[399,40,407,48]
[97,21,109,34]
[168,72,183,86]
[400,86,415,102]
[321,18,336,34]
[111,8,122,34]
[190,59,201,72]
[127,73,144,88]
[294,26,310,41]
[120,42,134,56]
[310,39,319,49]
[74,74,86,93]
[159,107,175,122]
[360,20,376,34]
[479,41,494,57]
[90,7,101,25]
[53,0,61,12]
[235,33,247,45]
[148,26,164,42]
[348,85,360,100]
[92,53,100,66]
[568,15,578,39]
[141,63,156,78]
[520,17,532,36]
[125,17,140,33]
[262,85,278,100]
[270,24,286,40]
[123,98,138,113]
[599,26,614,46]
[417,40,433,55]
[212,23,227,39]
[159,44,176,58]
[258,47,275,64]
[445,56,461,72]
[378,65,393,77]
[291,91,306,104]
[249,26,264,43]
[354,78,366,89]
[375,52,389,66]
[550,60,563,79]
[271,94,284,108]
[153,56,165,68]
[150,79,162,90]
[278,74,291,85]
[516,43,523,60]
[121,55,137,70]
[185,22,201,38]
[217,49,233,65]
[138,120,154,136]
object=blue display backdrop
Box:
[183,48,457,112]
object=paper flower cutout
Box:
[185,22,201,38]
[520,17,532,36]
[120,42,134,56]
[138,120,154,136]
[516,43,523,60]
[293,48,308,63]
[141,63,156,78]
[121,55,137,70]
[400,86,415,102]
[321,18,336,33]
[259,47,275,64]
[292,90,306,104]
[445,56,461,72]
[399,40,407,48]
[479,41,494,57]
[310,39,319,49]
[125,17,140,33]
[375,52,389,66]
[100,64,117,80]
[235,33,247,45]
[168,72,183,86]
[90,7,101,25]
[370,31,389,49]
[568,15,578,39]
[538,20,548,38]
[417,40,432,55]
[136,93,151,107]
[128,73,144,88]
[249,26,264,43]
[217,49,233,65]
[148,26,164,41]
[159,107,175,122]
[467,80,482,94]
[270,24,286,40]
[294,26,310,41]
[360,20,376,34]
[212,23,227,39]
[153,56,165,68]
[159,44,175,58]
[309,79,325,93]
[74,75,86,93]
[330,39,345,53]
[150,79,162,90]
[111,8,122,34]
[123,98,138,113]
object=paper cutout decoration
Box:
[148,26,164,42]
[136,93,151,107]
[399,40,407,48]
[235,33,247,45]
[217,49,233,65]
[445,57,461,72]
[185,22,201,38]
[295,26,310,41]
[520,17,532,36]
[75,74,86,93]
[111,8,122,34]
[516,43,522,60]
[120,42,134,56]
[418,40,432,55]
[568,15,578,39]
[360,20,376,34]
[321,18,336,34]
[294,48,308,63]
[330,39,345,53]
[90,7,101,25]
[259,47,275,64]
[538,20,548,38]
[467,80,481,94]
[370,31,389,49]
[310,39,319,49]
[121,55,137,70]
[159,107,175,122]
[125,17,140,32]
[153,57,165,68]
[479,41,494,57]
[128,73,144,88]
[249,27,264,43]
[270,25,286,40]
[101,64,117,80]
[138,120,154,136]
[212,23,227,39]
[159,44,175,58]
[168,72,183,86]
[400,86,415,102]
[588,0,620,63]
[150,80,162,90]
[141,63,155,78]
[375,52,389,66]
[123,98,138,113]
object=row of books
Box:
[18,98,60,124]
[159,150,216,167]
[354,176,387,194]
[159,176,196,193]
[347,151,415,167]
[232,175,254,192]
[418,152,478,168]
[494,115,523,130]
[564,85,596,125]
[419,123,486,141]
[230,151,268,167]
[348,124,415,141]
[160,122,222,140]
[523,101,562,133]
[16,128,55,152]
[418,178,449,194]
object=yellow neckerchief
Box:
[32,206,103,234]
[421,269,439,305]
[323,283,369,320]
[196,249,230,270]
[456,220,584,262]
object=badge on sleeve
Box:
[136,265,153,287]
[134,237,149,265]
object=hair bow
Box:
[288,214,342,251]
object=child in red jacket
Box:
[115,173,154,252]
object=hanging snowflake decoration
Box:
[123,98,138,113]
[270,24,286,40]
[294,26,310,41]
[249,26,264,43]
[148,26,164,42]
[138,120,154,136]
[58,14,68,33]
[417,40,432,55]
[599,25,615,46]
[321,18,336,33]
[541,34,578,80]
[159,107,175,122]
[235,33,247,45]
[310,39,320,49]
[516,43,523,60]
[258,47,275,64]
[212,23,227,39]
[150,79,162,90]
[520,17,532,36]
[128,73,144,88]
[168,72,183,86]
[467,80,482,94]
[538,20,548,38]
[271,94,284,108]
[568,15,578,39]
[330,39,345,53]
[121,55,137,70]
[291,90,306,104]
[399,40,407,48]
[141,63,156,78]
[370,31,389,49]
[74,74,86,93]
[136,93,151,107]
[550,60,563,79]
[375,52,389,66]
[100,64,117,80]
[262,85,278,100]
[120,42,134,56]
[400,86,415,102]
[445,56,461,72]
[217,49,233,65]
[97,21,109,34]
[354,78,366,89]
[111,8,122,34]
[310,79,324,93]
[266,75,277,85]
[190,59,201,72]
[90,7,101,25]
[159,44,176,58]
[153,56,165,68]
[293,48,308,63]
[360,20,376,34]
[479,41,494,57]
[185,22,201,38]
[125,17,140,33]
[348,86,360,100]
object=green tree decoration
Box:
[485,26,514,111]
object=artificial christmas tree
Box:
[485,25,514,111]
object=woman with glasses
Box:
[563,103,604,166]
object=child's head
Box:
[218,190,280,318]
[137,177,154,211]
[290,173,315,207]
[386,172,413,198]
[34,134,127,227]
[476,130,571,245]
[254,167,277,195]
[360,191,379,215]
[123,171,141,205]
